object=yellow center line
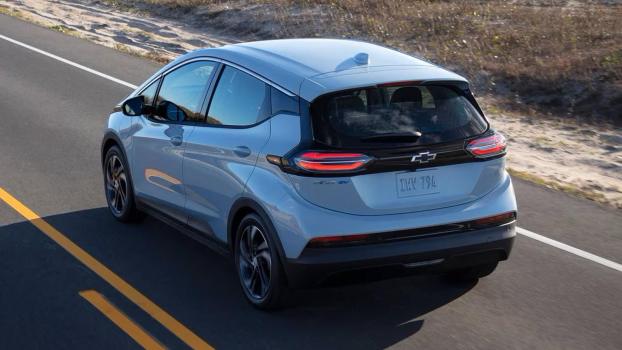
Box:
[80,290,166,350]
[0,187,213,350]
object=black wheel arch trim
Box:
[101,131,126,165]
[101,131,136,193]
[228,197,288,266]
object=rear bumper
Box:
[284,223,515,288]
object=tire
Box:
[234,213,288,310]
[447,262,499,282]
[103,145,141,222]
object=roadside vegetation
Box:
[104,0,622,125]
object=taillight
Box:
[293,151,371,173]
[466,132,507,158]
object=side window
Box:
[206,66,270,126]
[271,87,299,115]
[139,78,160,107]
[154,61,217,122]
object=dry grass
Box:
[507,168,614,208]
[105,0,621,123]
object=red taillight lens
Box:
[472,211,516,228]
[466,132,507,158]
[308,233,372,248]
[294,151,371,172]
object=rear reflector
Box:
[294,151,371,173]
[307,233,372,248]
[472,211,516,228]
[306,211,516,248]
[466,132,507,158]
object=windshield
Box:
[311,85,488,148]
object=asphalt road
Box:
[1,14,621,350]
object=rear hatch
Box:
[286,82,507,216]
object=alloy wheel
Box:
[238,224,272,300]
[105,154,128,216]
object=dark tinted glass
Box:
[139,78,160,107]
[311,85,487,148]
[207,66,270,126]
[271,87,298,115]
[155,61,216,122]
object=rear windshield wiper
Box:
[361,131,422,143]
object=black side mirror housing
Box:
[121,95,145,116]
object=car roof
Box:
[158,39,469,101]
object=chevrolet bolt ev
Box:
[102,39,517,309]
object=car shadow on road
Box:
[2,207,477,349]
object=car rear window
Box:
[311,85,488,148]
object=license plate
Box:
[396,170,440,198]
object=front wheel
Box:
[103,146,140,222]
[234,213,288,310]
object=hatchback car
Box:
[102,39,517,309]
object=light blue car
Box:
[101,39,517,309]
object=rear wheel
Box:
[234,213,288,310]
[447,262,498,282]
[104,146,140,222]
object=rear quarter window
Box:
[271,87,299,115]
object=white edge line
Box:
[517,227,622,272]
[2,32,621,274]
[0,33,138,89]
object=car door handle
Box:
[233,146,251,158]
[170,136,183,146]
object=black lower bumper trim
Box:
[284,223,515,288]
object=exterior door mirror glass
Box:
[122,95,145,116]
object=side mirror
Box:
[121,95,145,116]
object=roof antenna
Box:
[354,52,369,65]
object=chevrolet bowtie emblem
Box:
[411,151,437,164]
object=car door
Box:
[131,60,218,222]
[183,65,272,241]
